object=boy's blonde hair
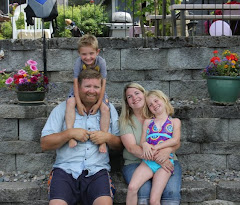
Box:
[144,90,174,118]
[119,82,146,129]
[78,34,99,52]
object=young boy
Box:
[66,34,110,153]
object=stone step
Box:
[0,180,239,204]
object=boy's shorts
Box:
[48,168,115,205]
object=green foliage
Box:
[56,4,109,37]
[16,12,25,29]
[1,21,12,39]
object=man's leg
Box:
[48,168,79,205]
[79,169,115,205]
[93,196,112,205]
[49,199,67,205]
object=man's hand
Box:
[77,103,86,116]
[89,131,109,145]
[69,128,89,142]
[90,103,100,115]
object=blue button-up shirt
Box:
[41,101,120,179]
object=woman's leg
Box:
[161,160,182,205]
[122,163,152,205]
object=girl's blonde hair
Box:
[78,34,99,52]
[119,82,146,129]
[144,90,174,118]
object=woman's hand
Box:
[160,159,174,173]
[142,142,154,160]
[153,147,172,164]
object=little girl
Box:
[126,90,181,205]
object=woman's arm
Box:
[121,133,143,159]
[141,119,154,160]
[154,118,181,151]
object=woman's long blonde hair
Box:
[144,90,174,118]
[119,82,146,129]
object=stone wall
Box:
[0,37,240,203]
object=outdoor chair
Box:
[12,4,53,39]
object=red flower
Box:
[213,50,218,54]
[44,76,49,84]
[210,56,221,64]
[31,76,38,83]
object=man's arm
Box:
[41,128,90,151]
[41,128,89,151]
[89,131,123,150]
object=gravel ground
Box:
[0,169,240,186]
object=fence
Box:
[1,0,240,39]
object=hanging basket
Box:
[16,91,46,105]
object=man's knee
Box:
[49,199,68,205]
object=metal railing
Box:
[1,0,240,39]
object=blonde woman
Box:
[120,83,182,205]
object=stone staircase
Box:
[0,101,239,204]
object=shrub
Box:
[55,4,109,37]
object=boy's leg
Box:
[150,168,171,205]
[127,162,153,205]
[66,97,77,148]
[99,102,110,153]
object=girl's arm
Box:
[141,119,154,160]
[154,118,181,151]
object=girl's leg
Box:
[99,102,110,153]
[127,162,153,205]
[161,161,182,205]
[150,168,171,205]
[122,163,152,205]
[66,97,77,148]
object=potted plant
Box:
[202,50,240,104]
[0,59,49,104]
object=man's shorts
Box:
[48,168,115,205]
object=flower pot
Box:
[207,76,240,104]
[16,91,46,105]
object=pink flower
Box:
[18,69,27,75]
[30,65,38,71]
[27,59,37,66]
[19,78,27,84]
[5,77,13,84]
